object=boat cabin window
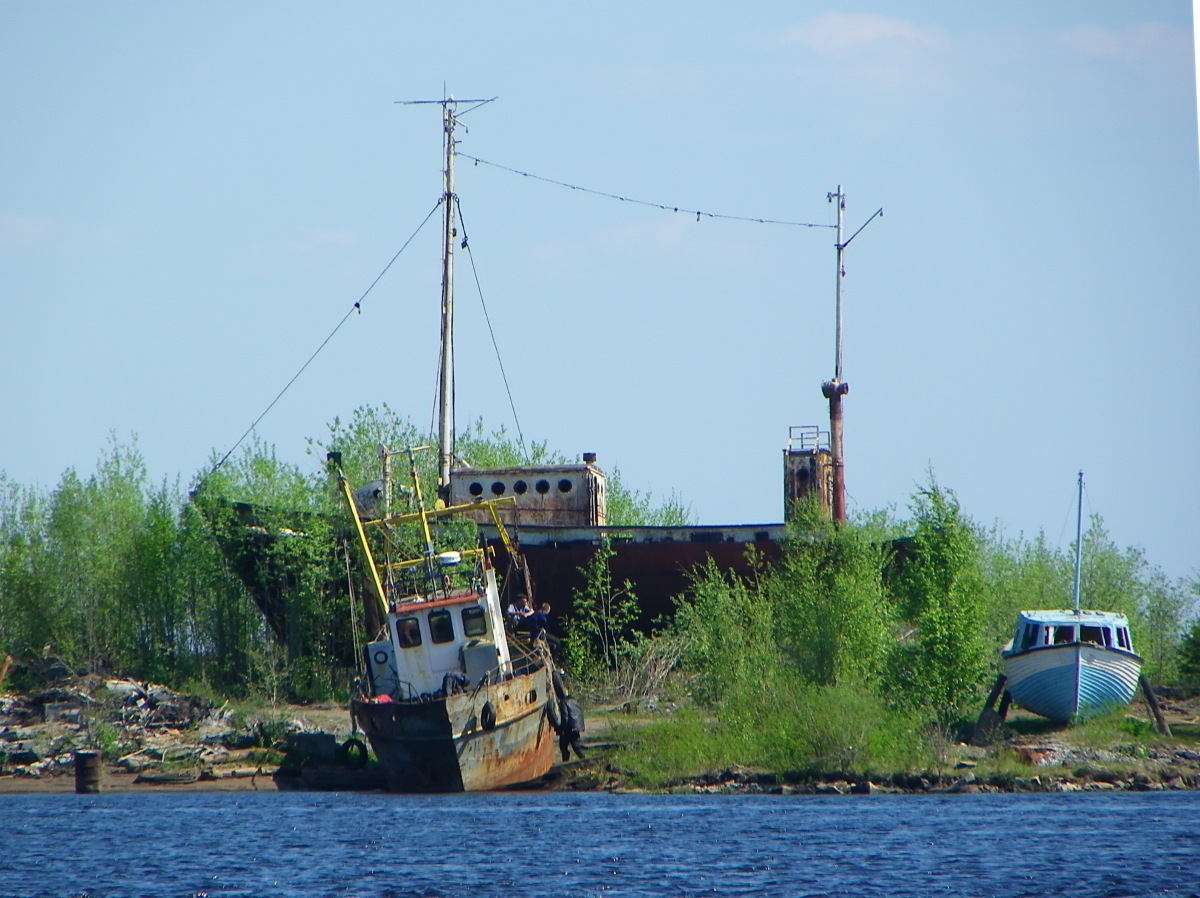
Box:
[1053,625,1077,645]
[396,617,422,648]
[1080,625,1108,647]
[429,609,455,644]
[462,606,488,638]
[1117,628,1132,651]
[1018,623,1039,651]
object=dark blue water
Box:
[1,791,1197,897]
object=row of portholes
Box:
[467,478,574,497]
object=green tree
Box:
[195,436,346,699]
[0,476,55,662]
[672,557,775,706]
[766,500,894,689]
[1178,575,1200,687]
[566,537,641,682]
[1136,570,1190,683]
[888,478,991,723]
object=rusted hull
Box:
[353,665,556,792]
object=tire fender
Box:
[337,737,368,769]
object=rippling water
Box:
[1,790,1197,897]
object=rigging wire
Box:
[456,199,529,462]
[211,198,444,474]
[460,153,837,229]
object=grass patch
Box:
[607,683,938,787]
[1169,721,1200,742]
[608,709,732,787]
[1067,708,1165,749]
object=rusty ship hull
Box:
[353,663,557,792]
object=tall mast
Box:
[820,187,882,523]
[833,186,845,384]
[1073,470,1084,614]
[822,187,849,522]
[438,103,458,499]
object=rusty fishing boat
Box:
[328,99,578,792]
[332,445,568,792]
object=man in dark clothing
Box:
[559,698,585,761]
[521,602,561,650]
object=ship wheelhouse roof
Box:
[1016,609,1130,627]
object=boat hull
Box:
[352,665,556,792]
[1003,643,1142,722]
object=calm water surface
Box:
[1,790,1197,897]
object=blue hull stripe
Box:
[1003,644,1141,722]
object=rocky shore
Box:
[4,671,1199,796]
[541,752,1200,796]
[0,672,359,793]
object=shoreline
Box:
[5,753,1199,796]
[5,680,1199,798]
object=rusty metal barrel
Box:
[74,750,102,794]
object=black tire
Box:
[337,737,368,769]
[480,700,497,732]
[546,697,561,733]
[551,668,567,703]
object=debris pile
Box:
[0,667,340,785]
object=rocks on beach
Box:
[0,669,349,789]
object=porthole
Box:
[469,482,483,497]
[491,481,506,495]
[558,479,573,493]
[535,479,550,494]
[513,479,528,494]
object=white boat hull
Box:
[1003,643,1142,722]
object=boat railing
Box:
[788,425,830,453]
[506,632,550,677]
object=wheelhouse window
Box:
[1053,626,1077,645]
[462,606,488,638]
[1018,623,1038,651]
[1117,628,1132,650]
[429,609,455,644]
[396,617,422,648]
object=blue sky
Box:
[2,3,1197,584]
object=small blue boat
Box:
[1002,608,1142,721]
[1001,473,1143,722]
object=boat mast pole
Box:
[1073,470,1084,614]
[437,103,458,503]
